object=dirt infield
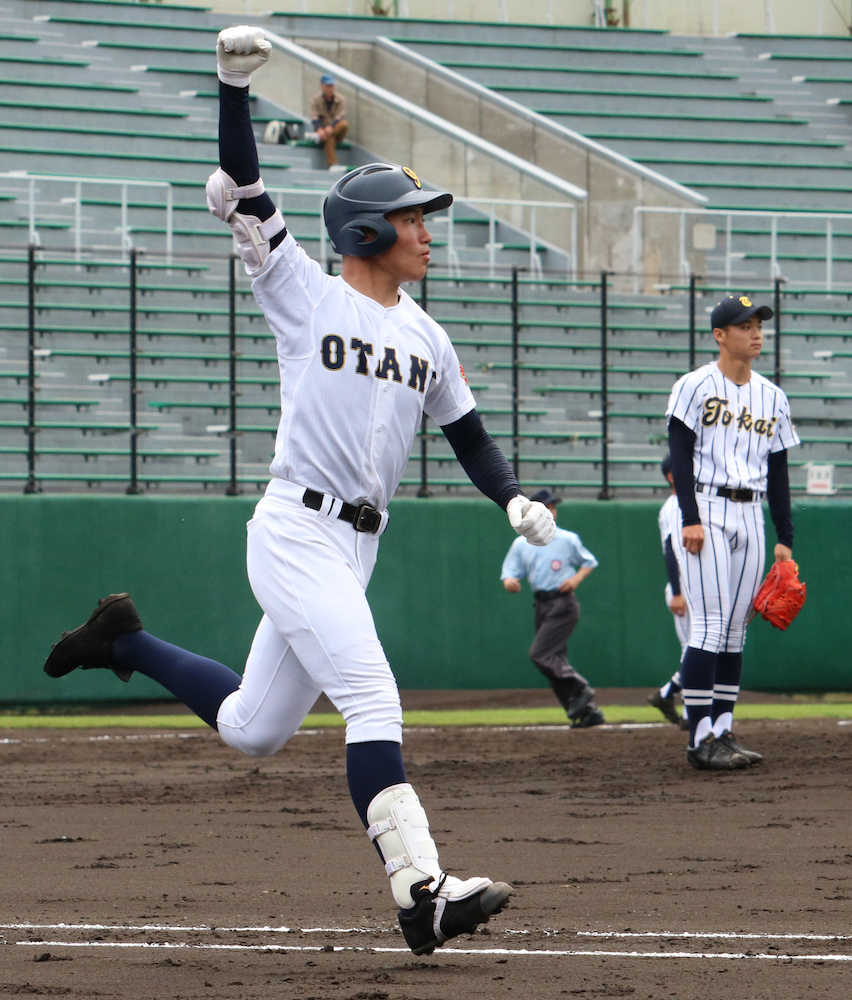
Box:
[2,697,851,999]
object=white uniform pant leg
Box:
[721,502,766,652]
[216,498,402,755]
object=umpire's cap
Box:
[323,162,453,258]
[530,488,561,507]
[660,453,672,479]
[710,294,773,330]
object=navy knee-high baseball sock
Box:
[680,646,718,747]
[711,651,743,737]
[112,631,241,730]
[346,740,407,828]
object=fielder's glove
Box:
[751,559,807,631]
[217,25,271,87]
[506,495,555,546]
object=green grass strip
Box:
[1,702,850,730]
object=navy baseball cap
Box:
[321,73,335,85]
[710,294,773,330]
[530,488,561,506]
[660,453,672,479]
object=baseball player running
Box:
[647,454,690,729]
[665,294,799,770]
[41,27,557,955]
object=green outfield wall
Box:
[1,494,847,704]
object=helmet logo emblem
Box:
[402,166,422,189]
[739,295,752,307]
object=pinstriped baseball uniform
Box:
[658,493,690,653]
[665,361,800,654]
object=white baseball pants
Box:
[672,495,766,654]
[216,482,403,755]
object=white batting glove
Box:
[506,495,556,546]
[217,25,271,87]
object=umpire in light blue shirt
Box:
[500,489,604,727]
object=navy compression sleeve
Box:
[767,449,793,548]
[668,416,700,526]
[664,535,681,594]
[218,80,286,249]
[441,409,520,509]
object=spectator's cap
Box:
[530,488,561,507]
[321,73,335,85]
[710,294,773,330]
[661,453,672,479]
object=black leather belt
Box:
[534,590,564,602]
[302,488,382,534]
[696,483,765,502]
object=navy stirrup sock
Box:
[112,630,241,730]
[347,741,407,828]
[680,646,718,746]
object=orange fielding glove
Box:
[752,560,807,631]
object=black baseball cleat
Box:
[716,730,763,765]
[571,705,605,728]
[43,593,142,683]
[686,733,750,771]
[648,690,682,727]
[398,876,513,956]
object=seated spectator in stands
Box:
[310,73,348,170]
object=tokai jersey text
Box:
[701,396,778,436]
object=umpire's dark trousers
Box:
[530,590,591,710]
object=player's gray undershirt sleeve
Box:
[767,449,793,548]
[441,408,520,509]
[668,417,701,526]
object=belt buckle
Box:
[731,488,752,502]
[353,502,381,534]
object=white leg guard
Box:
[366,783,492,910]
[205,167,285,274]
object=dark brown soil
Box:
[2,695,850,999]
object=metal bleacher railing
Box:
[3,243,851,500]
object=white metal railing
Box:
[632,206,852,293]
[1,172,174,263]
[266,186,577,279]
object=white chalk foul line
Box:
[12,941,852,962]
[5,922,850,942]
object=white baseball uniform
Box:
[665,361,799,653]
[658,492,690,653]
[216,233,476,753]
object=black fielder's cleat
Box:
[648,690,682,727]
[43,593,142,683]
[686,733,750,771]
[571,705,605,728]
[717,730,763,765]
[398,875,513,956]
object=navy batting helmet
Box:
[322,162,452,258]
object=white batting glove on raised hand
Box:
[217,25,271,87]
[506,495,556,546]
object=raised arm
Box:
[205,26,286,274]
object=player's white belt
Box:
[265,478,388,534]
[696,483,765,503]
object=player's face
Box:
[715,316,763,361]
[378,206,433,283]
